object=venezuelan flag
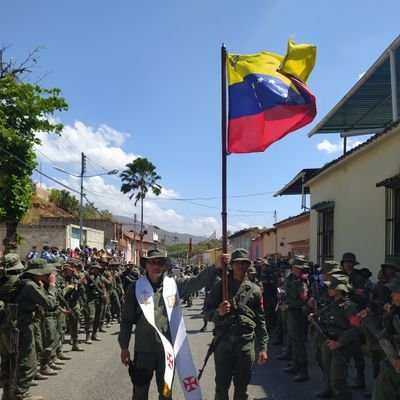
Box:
[227,40,317,154]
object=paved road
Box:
[4,295,373,399]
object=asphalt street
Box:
[4,295,373,400]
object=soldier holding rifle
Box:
[309,274,361,400]
[204,248,268,400]
[360,259,400,400]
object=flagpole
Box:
[221,43,228,301]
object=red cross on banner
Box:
[183,376,198,392]
[166,352,174,370]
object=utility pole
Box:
[79,152,86,248]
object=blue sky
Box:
[2,0,400,236]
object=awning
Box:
[376,173,400,188]
[274,168,320,196]
[311,201,335,212]
[308,35,400,137]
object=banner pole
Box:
[221,43,228,301]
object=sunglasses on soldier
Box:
[147,259,166,267]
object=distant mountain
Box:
[113,215,207,244]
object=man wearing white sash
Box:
[118,249,220,400]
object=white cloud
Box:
[35,120,252,237]
[316,138,364,154]
[316,139,342,154]
[35,120,138,172]
[49,174,220,237]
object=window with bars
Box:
[316,207,334,265]
[385,185,400,257]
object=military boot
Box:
[293,365,309,382]
[17,394,44,400]
[34,372,48,381]
[349,370,365,389]
[56,351,72,361]
[72,341,85,351]
[39,366,58,376]
[52,357,65,365]
[91,334,101,341]
[48,362,62,371]
[85,332,93,344]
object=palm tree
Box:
[120,158,162,257]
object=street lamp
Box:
[54,152,118,247]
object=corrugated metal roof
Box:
[274,168,320,196]
[308,35,400,136]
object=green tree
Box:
[0,48,68,252]
[49,189,80,215]
[120,158,162,256]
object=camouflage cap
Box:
[48,256,64,268]
[27,258,46,268]
[231,248,251,265]
[329,275,352,292]
[320,260,343,275]
[25,262,56,275]
[142,249,167,260]
[103,270,112,278]
[89,261,103,269]
[2,253,24,271]
[247,266,257,274]
[66,258,83,268]
[290,256,309,269]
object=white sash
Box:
[136,275,202,400]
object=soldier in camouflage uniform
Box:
[60,259,86,352]
[84,261,108,342]
[341,252,368,389]
[13,259,59,400]
[281,257,309,382]
[205,248,268,400]
[367,260,400,400]
[312,274,361,400]
[0,254,26,400]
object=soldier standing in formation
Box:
[204,248,269,400]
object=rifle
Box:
[275,287,287,312]
[83,271,108,300]
[361,313,399,366]
[198,323,232,380]
[309,315,349,364]
[8,303,19,399]
[57,293,79,320]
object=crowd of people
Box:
[1,244,400,400]
[0,245,136,400]
[234,252,400,400]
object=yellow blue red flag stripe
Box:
[227,41,317,154]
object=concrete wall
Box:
[40,217,121,246]
[0,224,67,259]
[276,215,310,258]
[0,224,104,259]
[308,128,400,275]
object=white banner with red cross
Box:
[136,276,202,400]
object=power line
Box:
[0,146,80,195]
